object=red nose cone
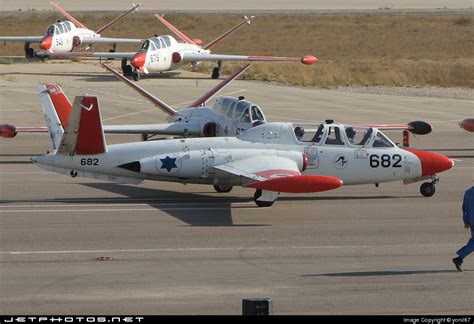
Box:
[130,52,146,68]
[459,118,474,132]
[301,55,318,65]
[405,148,454,176]
[39,36,52,50]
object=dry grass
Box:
[0,12,473,88]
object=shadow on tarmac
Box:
[302,269,468,277]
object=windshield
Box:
[46,25,55,36]
[344,126,373,146]
[372,131,394,147]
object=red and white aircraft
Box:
[31,92,454,207]
[0,2,142,58]
[40,14,318,80]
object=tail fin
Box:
[39,84,73,150]
[50,2,88,29]
[203,16,254,50]
[154,13,196,45]
[95,3,141,34]
[58,95,106,156]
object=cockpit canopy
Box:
[293,123,395,148]
[141,35,176,51]
[214,97,266,126]
[46,21,74,36]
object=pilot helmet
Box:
[294,126,305,138]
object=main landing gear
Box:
[24,42,35,58]
[213,184,233,193]
[253,189,277,208]
[420,175,439,197]
[121,58,133,77]
[211,60,222,79]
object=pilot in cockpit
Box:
[294,126,305,140]
[345,127,356,144]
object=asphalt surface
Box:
[0,61,473,314]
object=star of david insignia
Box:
[160,156,177,172]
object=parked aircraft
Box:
[31,90,454,206]
[0,2,142,58]
[0,64,268,140]
[38,14,318,80]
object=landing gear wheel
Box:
[26,48,35,58]
[211,67,220,79]
[133,72,140,81]
[253,189,274,207]
[122,64,133,76]
[213,184,233,193]
[420,182,436,197]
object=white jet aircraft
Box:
[0,64,268,140]
[31,91,454,207]
[39,14,318,80]
[0,2,142,58]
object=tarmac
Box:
[0,61,473,314]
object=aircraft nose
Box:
[406,149,454,175]
[130,52,146,68]
[39,36,52,50]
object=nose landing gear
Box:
[420,175,439,197]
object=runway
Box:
[0,61,473,314]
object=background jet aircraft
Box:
[0,64,264,140]
[31,92,453,207]
[0,2,142,58]
[39,14,318,80]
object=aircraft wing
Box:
[214,155,342,193]
[80,36,144,45]
[180,52,318,65]
[349,121,432,135]
[39,51,137,59]
[102,123,204,136]
[0,36,43,43]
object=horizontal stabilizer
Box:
[247,175,343,193]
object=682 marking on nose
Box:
[369,154,402,168]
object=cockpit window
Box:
[325,126,345,145]
[234,101,248,119]
[47,25,55,36]
[64,22,71,32]
[163,36,171,47]
[344,126,372,146]
[57,24,64,34]
[296,124,324,143]
[240,107,251,123]
[251,106,264,123]
[226,102,236,118]
[372,131,394,148]
[141,40,150,50]
[150,39,159,50]
[160,38,166,48]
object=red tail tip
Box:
[301,55,318,65]
[0,124,17,138]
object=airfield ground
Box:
[0,61,473,314]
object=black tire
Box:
[26,48,35,58]
[253,189,274,207]
[213,184,233,193]
[133,72,140,81]
[211,67,220,79]
[123,65,133,76]
[420,182,436,197]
